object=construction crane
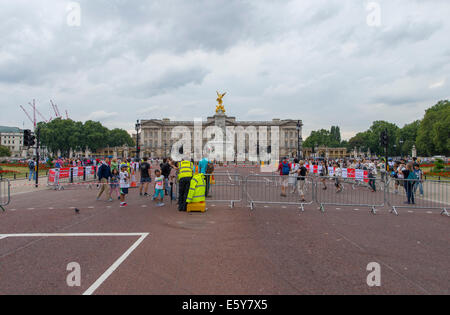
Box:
[29,100,49,123]
[20,105,35,128]
[50,100,61,118]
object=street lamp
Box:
[135,120,141,161]
[164,142,167,157]
[296,120,302,159]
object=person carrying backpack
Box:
[28,158,36,181]
[402,162,417,205]
[278,157,291,197]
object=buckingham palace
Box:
[138,111,303,161]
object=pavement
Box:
[0,165,449,295]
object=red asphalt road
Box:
[0,165,449,295]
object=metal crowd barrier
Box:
[386,178,449,216]
[315,176,385,214]
[205,173,243,208]
[0,179,10,212]
[245,174,315,211]
[47,166,97,190]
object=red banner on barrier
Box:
[48,169,57,184]
[59,167,70,179]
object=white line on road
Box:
[83,233,149,295]
[0,232,150,296]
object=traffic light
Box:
[23,129,36,147]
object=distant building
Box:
[303,146,348,159]
[139,111,303,160]
[0,126,30,158]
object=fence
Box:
[47,166,97,190]
[205,173,243,208]
[0,179,10,211]
[386,178,449,216]
[173,173,243,208]
[40,166,450,217]
[245,174,315,211]
[315,176,385,214]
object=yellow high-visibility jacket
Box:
[186,174,206,204]
[178,160,193,180]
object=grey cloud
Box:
[121,66,210,98]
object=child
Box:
[119,164,130,207]
[152,169,165,207]
[109,168,120,202]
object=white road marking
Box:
[0,232,150,296]
[27,208,35,210]
[83,233,149,295]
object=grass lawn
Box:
[0,166,48,180]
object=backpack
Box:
[206,162,215,174]
[407,171,418,180]
[281,161,290,175]
[28,161,34,170]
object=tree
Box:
[397,120,420,157]
[0,145,11,157]
[38,119,134,157]
[107,129,134,147]
[303,126,343,149]
[416,100,450,156]
[347,121,399,156]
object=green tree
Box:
[397,120,420,157]
[0,145,11,157]
[107,128,134,147]
[416,100,450,156]
[303,126,343,149]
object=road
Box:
[0,165,449,295]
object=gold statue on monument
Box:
[216,91,226,114]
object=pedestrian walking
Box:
[119,164,130,207]
[139,157,151,196]
[96,158,112,200]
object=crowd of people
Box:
[93,156,214,209]
[276,156,425,205]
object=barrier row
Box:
[48,166,97,190]
[42,167,449,216]
[0,179,10,212]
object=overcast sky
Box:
[1,0,449,139]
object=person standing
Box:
[177,159,194,212]
[205,160,215,198]
[152,169,165,207]
[119,164,130,207]
[96,158,112,201]
[139,157,151,196]
[161,158,173,196]
[278,157,291,197]
[413,164,424,197]
[28,158,36,181]
[297,160,308,202]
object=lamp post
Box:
[135,120,141,161]
[296,120,302,159]
[164,142,167,157]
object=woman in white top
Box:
[289,158,300,193]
